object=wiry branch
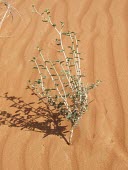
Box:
[34,59,45,91]
[0,0,22,36]
[37,49,71,113]
[32,5,74,90]
[0,1,11,30]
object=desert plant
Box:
[28,6,101,144]
[0,0,21,37]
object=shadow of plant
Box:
[0,90,69,144]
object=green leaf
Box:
[42,76,46,79]
[68,46,72,49]
[52,24,56,27]
[75,52,81,54]
[37,79,41,84]
[45,60,50,63]
[57,49,64,52]
[45,89,51,91]
[66,114,72,119]
[60,21,64,27]
[67,57,73,60]
[44,9,50,13]
[30,60,34,62]
[55,84,59,86]
[60,61,65,64]
[33,67,38,69]
[55,60,60,63]
[38,64,44,66]
[79,75,85,77]
[54,78,58,81]
[51,74,57,76]
[42,19,48,22]
[65,70,70,74]
[62,32,70,36]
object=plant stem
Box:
[34,59,45,91]
[49,60,67,100]
[32,6,76,91]
[74,35,82,86]
[39,50,71,113]
[47,17,73,88]
[0,2,10,30]
[69,34,79,77]
[69,126,74,145]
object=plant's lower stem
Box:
[69,127,74,145]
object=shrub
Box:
[28,6,101,144]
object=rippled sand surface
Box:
[0,0,128,169]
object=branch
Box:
[34,59,45,91]
[38,49,71,113]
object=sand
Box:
[0,0,128,169]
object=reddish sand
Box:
[0,0,128,169]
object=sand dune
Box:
[0,0,128,169]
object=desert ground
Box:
[0,0,128,169]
